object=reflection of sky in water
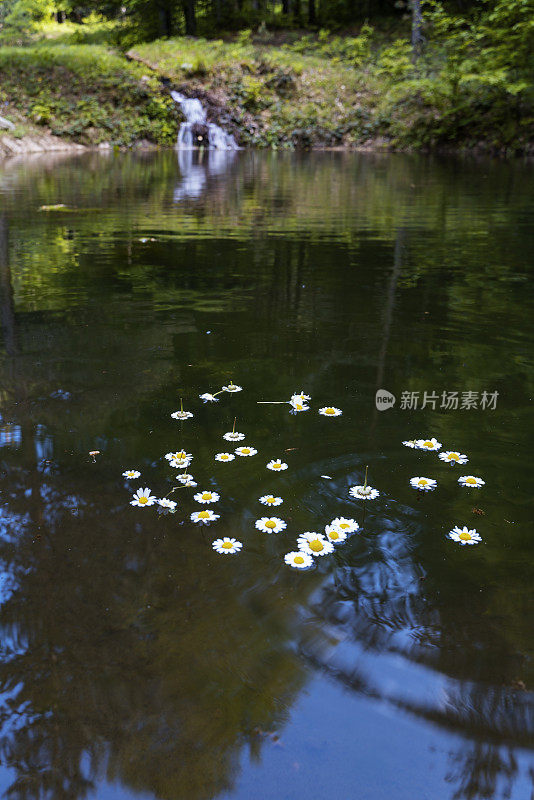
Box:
[0,424,21,448]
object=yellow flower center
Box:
[221,455,228,460]
[222,541,233,549]
[325,408,335,414]
[294,556,305,564]
[266,497,275,504]
[449,453,459,461]
[265,520,276,529]
[241,448,250,454]
[310,540,324,552]
[466,477,477,484]
[139,496,148,504]
[423,440,433,447]
[202,493,212,500]
[419,479,428,486]
[330,531,339,539]
[273,464,281,469]
[459,532,471,541]
[339,523,349,529]
[198,511,210,519]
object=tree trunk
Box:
[183,0,197,35]
[293,0,301,23]
[308,0,316,24]
[282,0,290,14]
[411,0,423,59]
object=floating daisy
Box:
[328,517,359,534]
[213,537,242,554]
[297,532,334,557]
[458,475,485,488]
[266,459,288,471]
[415,438,442,451]
[284,551,313,569]
[177,473,194,483]
[191,509,220,525]
[410,476,437,492]
[122,469,141,479]
[349,485,380,500]
[223,431,245,442]
[157,498,177,511]
[255,517,287,533]
[402,440,417,449]
[200,393,219,403]
[235,445,257,457]
[291,391,311,403]
[289,397,309,413]
[259,495,283,506]
[169,456,192,469]
[324,526,348,544]
[165,450,192,462]
[130,488,157,507]
[319,406,342,417]
[215,452,235,462]
[439,451,468,465]
[448,526,482,545]
[171,410,193,420]
[222,382,242,393]
[194,490,220,504]
[181,478,197,487]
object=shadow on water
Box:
[0,150,532,799]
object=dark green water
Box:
[0,149,532,800]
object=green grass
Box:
[0,43,180,147]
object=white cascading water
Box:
[170,90,238,150]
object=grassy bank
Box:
[0,43,180,147]
[0,17,532,153]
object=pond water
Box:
[0,149,532,800]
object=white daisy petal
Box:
[259,495,283,506]
[235,446,257,457]
[458,475,485,488]
[215,452,235,462]
[439,451,468,465]
[222,383,242,393]
[165,451,193,462]
[349,485,380,500]
[193,490,220,504]
[319,406,342,417]
[223,431,245,441]
[409,476,437,492]
[157,498,177,511]
[213,537,242,554]
[324,526,348,544]
[191,510,220,525]
[402,440,417,448]
[284,551,313,569]
[200,393,219,403]
[255,517,287,534]
[130,487,157,507]
[171,410,193,420]
[266,459,288,471]
[448,525,482,545]
[123,469,141,479]
[328,517,359,533]
[415,437,442,451]
[297,532,334,557]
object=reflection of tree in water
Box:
[304,510,534,799]
[0,155,533,800]
[0,218,327,800]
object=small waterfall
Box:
[170,90,238,150]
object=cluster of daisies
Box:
[122,388,486,567]
[403,437,485,546]
[261,390,342,418]
[121,386,369,569]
